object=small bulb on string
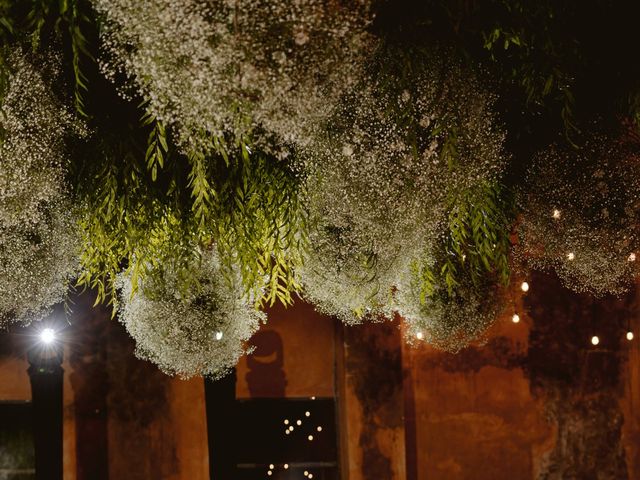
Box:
[304,471,309,477]
[521,281,530,292]
[284,419,289,425]
[628,253,636,262]
[215,331,223,341]
[317,426,322,432]
[267,471,272,477]
[552,209,561,219]
[305,411,311,417]
[512,313,520,324]
[416,331,424,340]
[308,435,314,441]
[269,464,274,470]
[296,419,302,426]
[591,336,600,346]
[284,464,289,469]
[308,475,314,479]
[627,331,634,341]
[567,252,575,261]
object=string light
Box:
[309,475,314,479]
[629,253,636,262]
[267,471,272,476]
[215,331,223,340]
[552,209,561,219]
[311,396,316,400]
[521,281,530,292]
[305,411,310,417]
[416,331,424,340]
[567,252,575,261]
[511,313,520,323]
[284,464,289,469]
[304,471,309,477]
[296,420,302,426]
[591,335,600,346]
[308,435,314,441]
[284,419,289,425]
[269,464,274,470]
[317,426,322,432]
[627,331,634,341]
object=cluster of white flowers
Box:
[0,51,80,326]
[0,52,76,227]
[118,250,265,378]
[517,137,640,295]
[94,0,375,155]
[298,49,506,323]
[396,265,504,351]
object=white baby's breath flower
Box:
[118,250,265,378]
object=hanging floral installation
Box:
[117,251,264,378]
[517,135,640,296]
[0,50,81,326]
[1,0,639,375]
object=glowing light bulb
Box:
[308,435,314,441]
[628,253,636,262]
[296,420,302,426]
[311,396,316,400]
[521,281,530,292]
[284,464,289,469]
[309,475,314,479]
[317,426,322,432]
[552,209,561,219]
[285,430,290,435]
[304,471,309,477]
[512,313,520,324]
[284,419,289,425]
[591,336,600,346]
[289,426,294,432]
[215,331,223,341]
[416,331,424,340]
[305,411,310,417]
[267,471,272,476]
[567,252,575,261]
[627,331,634,341]
[269,464,274,470]
[40,328,56,345]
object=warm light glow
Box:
[40,328,56,345]
[552,209,561,219]
[215,331,223,341]
[416,331,424,340]
[591,335,600,346]
[269,464,274,470]
[289,426,294,432]
[317,426,322,432]
[296,420,302,426]
[267,471,272,477]
[284,419,289,425]
[285,430,290,435]
[304,471,309,477]
[311,396,316,400]
[629,253,636,262]
[308,475,314,479]
[308,435,314,441]
[567,252,575,261]
[627,331,634,341]
[512,313,520,324]
[305,411,310,417]
[521,281,530,292]
[284,464,289,469]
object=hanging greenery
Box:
[0,0,639,374]
[298,45,507,323]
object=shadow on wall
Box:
[245,330,287,398]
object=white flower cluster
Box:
[0,52,80,326]
[299,49,506,323]
[94,0,375,154]
[517,137,640,295]
[118,250,265,378]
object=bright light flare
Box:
[40,328,56,345]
